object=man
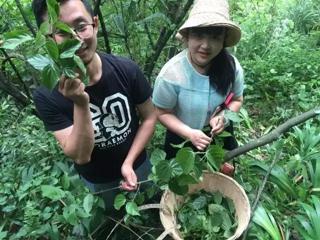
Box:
[32,0,156,206]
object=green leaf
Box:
[83,194,94,214]
[114,193,126,210]
[155,160,172,182]
[59,39,81,59]
[41,185,65,201]
[47,0,59,23]
[63,204,78,225]
[46,38,59,61]
[2,34,33,50]
[206,145,225,171]
[42,64,60,90]
[168,177,188,195]
[125,202,140,216]
[73,55,88,84]
[150,148,166,166]
[176,174,198,185]
[27,55,53,71]
[253,205,283,240]
[225,110,242,123]
[192,195,207,210]
[54,21,75,34]
[112,14,125,35]
[176,147,195,174]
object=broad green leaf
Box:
[39,21,51,35]
[41,185,65,201]
[46,38,59,61]
[61,173,70,189]
[114,193,126,210]
[176,174,198,185]
[206,145,225,171]
[42,64,60,90]
[54,21,74,34]
[192,195,207,210]
[150,148,166,166]
[176,147,195,174]
[225,110,242,123]
[219,131,232,137]
[83,194,94,214]
[27,55,53,71]
[168,177,188,195]
[58,39,81,56]
[169,159,184,176]
[2,34,33,50]
[155,160,172,182]
[125,202,140,216]
[60,41,81,59]
[63,204,78,225]
[73,55,88,84]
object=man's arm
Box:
[121,98,157,190]
[53,77,94,165]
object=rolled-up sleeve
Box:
[152,77,179,109]
[232,58,245,97]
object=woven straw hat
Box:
[177,0,241,47]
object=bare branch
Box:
[224,108,320,161]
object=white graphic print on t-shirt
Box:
[90,93,132,149]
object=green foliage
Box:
[252,205,283,240]
[0,98,105,238]
[178,190,237,239]
[295,195,320,239]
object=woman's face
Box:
[187,27,226,73]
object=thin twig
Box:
[241,147,282,240]
[92,179,152,195]
[106,216,144,240]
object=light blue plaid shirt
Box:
[152,49,244,129]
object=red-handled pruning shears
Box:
[211,92,234,118]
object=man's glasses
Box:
[53,23,95,40]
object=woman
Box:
[152,0,244,162]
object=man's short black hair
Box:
[32,0,95,27]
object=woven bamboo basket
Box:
[159,172,251,240]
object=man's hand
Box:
[210,115,225,136]
[58,75,89,106]
[120,162,138,191]
[188,129,212,151]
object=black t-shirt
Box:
[33,53,152,183]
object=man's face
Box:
[53,0,98,64]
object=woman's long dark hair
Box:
[208,49,235,96]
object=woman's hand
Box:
[120,162,138,191]
[210,115,225,136]
[188,129,212,151]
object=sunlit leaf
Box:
[2,34,33,50]
[83,194,94,214]
[150,148,166,166]
[114,193,126,210]
[125,202,140,216]
[41,185,65,201]
[27,55,53,71]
